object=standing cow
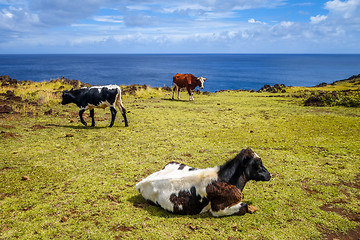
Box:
[61,85,128,127]
[172,73,207,101]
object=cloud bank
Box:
[0,0,359,53]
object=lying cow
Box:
[172,73,207,101]
[136,148,271,217]
[61,85,128,127]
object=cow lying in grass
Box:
[136,148,271,217]
[61,85,128,127]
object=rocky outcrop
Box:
[258,84,286,93]
[0,75,18,86]
[49,77,91,88]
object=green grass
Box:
[1,82,359,239]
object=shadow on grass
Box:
[160,98,190,103]
[128,194,254,219]
[45,123,112,130]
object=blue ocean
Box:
[1,54,360,92]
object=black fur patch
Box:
[169,186,209,215]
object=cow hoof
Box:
[247,205,258,214]
[236,203,248,216]
[81,122,87,126]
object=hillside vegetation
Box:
[1,75,359,239]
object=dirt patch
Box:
[319,176,360,239]
[301,181,320,195]
[320,202,359,222]
[0,124,15,129]
[31,124,47,130]
[112,224,136,232]
[341,176,360,190]
[44,109,52,115]
[322,225,360,240]
[0,167,16,172]
[1,131,20,138]
[0,105,13,114]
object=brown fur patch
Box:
[206,180,243,212]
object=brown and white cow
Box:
[135,148,271,217]
[172,73,206,101]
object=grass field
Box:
[1,78,359,239]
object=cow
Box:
[61,85,128,127]
[135,148,271,217]
[172,73,207,101]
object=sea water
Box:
[1,54,359,92]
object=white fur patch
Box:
[136,163,219,213]
[87,100,112,110]
[210,202,244,217]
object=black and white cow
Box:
[136,148,271,217]
[61,85,128,127]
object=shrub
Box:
[304,90,360,107]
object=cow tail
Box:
[116,87,129,127]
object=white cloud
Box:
[280,21,294,27]
[93,15,123,23]
[0,6,41,33]
[248,18,264,24]
[325,0,360,18]
[310,14,327,24]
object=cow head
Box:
[61,90,73,105]
[197,77,207,89]
[241,148,271,182]
[218,148,271,191]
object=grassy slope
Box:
[0,81,359,239]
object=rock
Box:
[315,82,327,87]
[0,105,13,114]
[258,84,286,93]
[44,109,53,115]
[21,176,30,181]
[0,75,18,86]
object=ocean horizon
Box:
[1,54,360,92]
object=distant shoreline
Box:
[1,73,360,93]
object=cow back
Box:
[173,74,198,88]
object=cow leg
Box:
[172,84,176,99]
[109,106,117,127]
[90,109,95,127]
[177,87,181,100]
[187,88,194,101]
[119,105,128,127]
[116,98,129,127]
[210,202,248,217]
[79,109,87,126]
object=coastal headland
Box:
[1,74,359,239]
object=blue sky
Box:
[0,0,359,53]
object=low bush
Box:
[304,90,360,107]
